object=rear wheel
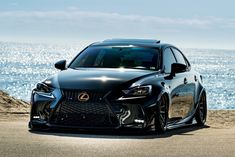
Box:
[154,95,168,134]
[195,93,207,126]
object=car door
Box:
[162,48,186,121]
[171,47,195,120]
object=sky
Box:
[0,0,235,49]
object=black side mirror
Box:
[171,63,187,75]
[55,60,66,70]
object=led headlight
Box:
[36,82,54,93]
[122,85,152,96]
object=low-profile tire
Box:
[195,93,207,126]
[154,95,168,134]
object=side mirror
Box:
[55,60,66,70]
[171,63,187,75]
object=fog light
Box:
[33,116,40,119]
[134,119,144,123]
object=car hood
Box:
[49,68,157,91]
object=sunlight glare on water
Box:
[183,48,235,109]
[0,42,235,109]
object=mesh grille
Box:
[50,90,119,127]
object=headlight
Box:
[122,85,152,96]
[36,82,54,93]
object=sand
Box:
[0,90,29,113]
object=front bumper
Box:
[29,89,157,130]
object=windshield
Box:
[69,46,160,70]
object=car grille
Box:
[63,90,105,103]
[50,90,119,128]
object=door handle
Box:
[184,78,188,84]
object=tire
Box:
[195,93,207,126]
[154,95,168,134]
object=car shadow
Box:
[29,124,210,139]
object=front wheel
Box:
[195,93,207,126]
[154,95,168,134]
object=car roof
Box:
[90,39,173,48]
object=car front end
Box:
[29,69,162,130]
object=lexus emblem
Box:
[78,92,90,102]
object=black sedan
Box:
[29,39,207,133]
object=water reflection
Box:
[0,42,234,109]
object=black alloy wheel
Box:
[195,93,207,126]
[155,95,168,134]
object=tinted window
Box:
[172,48,186,65]
[163,48,176,73]
[69,46,159,70]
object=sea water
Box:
[0,41,234,109]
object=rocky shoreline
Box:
[0,90,29,113]
[0,90,30,121]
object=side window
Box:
[163,48,177,73]
[172,48,187,65]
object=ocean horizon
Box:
[0,41,235,109]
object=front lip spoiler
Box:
[29,120,120,130]
[46,123,120,130]
[29,120,146,130]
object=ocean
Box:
[0,41,234,109]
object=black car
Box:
[29,39,207,133]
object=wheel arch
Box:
[155,84,171,102]
[156,90,171,111]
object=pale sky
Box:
[0,0,235,49]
